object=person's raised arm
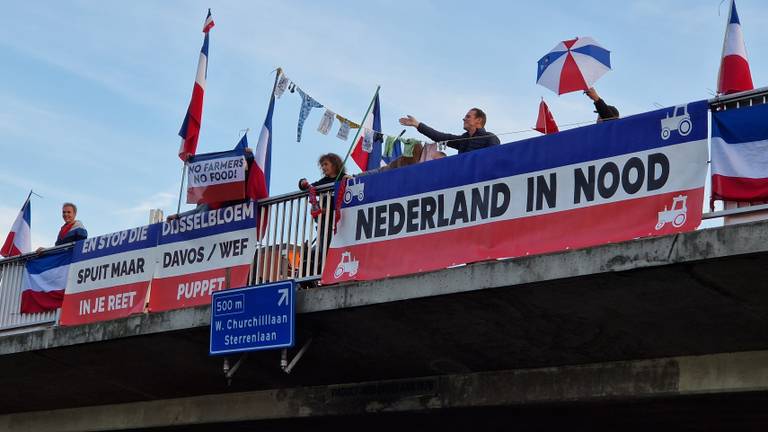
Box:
[399,115,461,143]
[399,115,420,128]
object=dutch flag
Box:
[351,93,383,172]
[1,197,31,258]
[717,0,753,95]
[178,9,215,161]
[249,73,277,201]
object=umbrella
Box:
[537,36,611,95]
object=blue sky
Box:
[1,0,765,247]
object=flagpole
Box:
[337,86,380,181]
[263,67,281,196]
[176,161,187,215]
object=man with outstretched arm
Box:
[399,107,500,154]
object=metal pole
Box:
[337,86,381,180]
[176,161,187,216]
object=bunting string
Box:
[274,67,602,153]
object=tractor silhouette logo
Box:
[660,104,693,140]
[655,195,688,230]
[343,177,365,204]
[334,251,360,279]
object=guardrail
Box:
[252,184,335,285]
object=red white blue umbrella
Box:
[537,37,611,95]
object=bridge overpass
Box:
[1,218,767,431]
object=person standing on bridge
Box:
[56,202,88,246]
[399,108,501,154]
[37,202,88,253]
[297,153,349,276]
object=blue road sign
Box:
[209,280,295,355]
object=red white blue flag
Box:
[178,9,214,161]
[21,248,71,314]
[250,74,277,201]
[711,103,768,202]
[323,101,709,284]
[717,0,753,95]
[1,197,31,257]
[351,93,383,172]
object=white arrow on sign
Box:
[278,288,289,306]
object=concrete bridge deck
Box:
[1,220,767,430]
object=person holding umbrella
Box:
[585,87,620,122]
[398,108,500,154]
[537,37,619,122]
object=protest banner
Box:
[60,224,160,325]
[149,201,258,312]
[187,149,247,204]
[323,101,710,284]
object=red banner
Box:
[149,202,258,312]
[61,225,159,326]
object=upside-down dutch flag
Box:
[717,0,753,95]
[249,74,278,201]
[1,197,31,258]
[21,248,72,314]
[178,9,215,161]
[711,103,768,202]
[351,93,383,172]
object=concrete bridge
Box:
[1,218,767,431]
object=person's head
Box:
[62,203,77,224]
[463,108,487,131]
[318,153,345,178]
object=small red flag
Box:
[534,100,559,134]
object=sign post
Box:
[209,280,295,355]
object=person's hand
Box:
[399,115,420,128]
[35,247,45,254]
[244,147,253,155]
[585,87,600,102]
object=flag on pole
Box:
[250,73,278,201]
[534,99,559,134]
[21,248,72,314]
[178,9,214,161]
[1,196,31,257]
[711,103,768,202]
[717,0,753,95]
[351,93,383,171]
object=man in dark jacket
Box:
[399,107,500,154]
[585,87,620,122]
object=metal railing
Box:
[252,184,336,286]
